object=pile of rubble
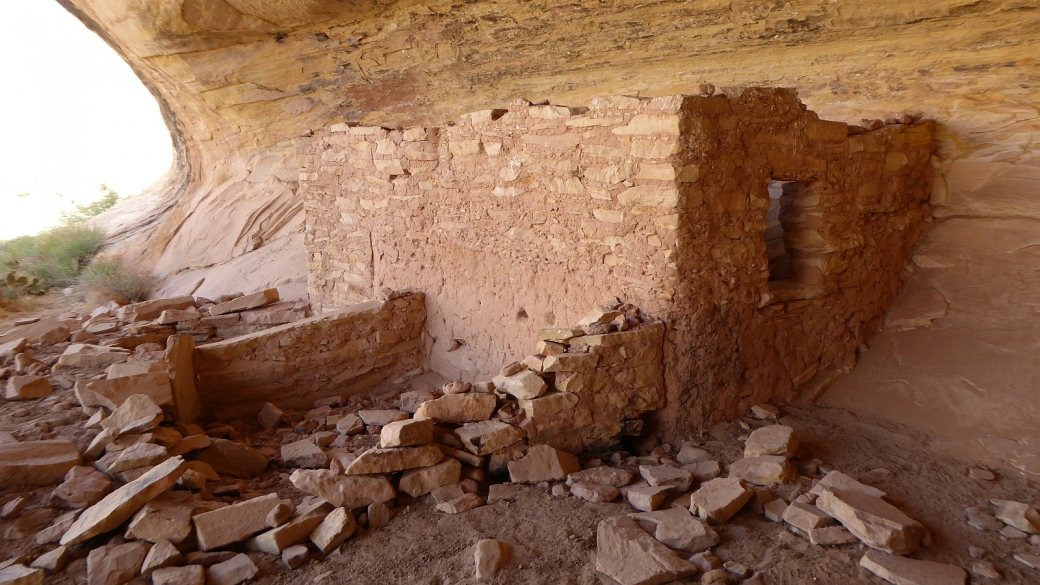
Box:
[1,294,1038,585]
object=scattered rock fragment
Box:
[763,499,788,522]
[627,486,673,512]
[0,440,81,488]
[690,478,753,524]
[568,467,634,488]
[728,455,794,485]
[454,420,524,456]
[630,507,720,553]
[205,553,258,585]
[965,507,1005,532]
[281,439,328,469]
[57,344,130,368]
[194,493,281,551]
[782,502,835,533]
[126,491,194,544]
[992,500,1040,534]
[474,539,512,581]
[436,493,485,514]
[209,289,279,316]
[282,545,309,569]
[1015,552,1040,569]
[971,560,1001,579]
[492,370,548,400]
[100,394,163,436]
[29,546,69,574]
[86,541,149,585]
[817,488,925,555]
[969,468,995,481]
[859,550,966,585]
[571,482,619,502]
[744,425,798,458]
[676,444,711,465]
[414,394,497,423]
[399,457,461,497]
[750,403,780,420]
[595,515,696,585]
[640,465,694,492]
[381,418,434,448]
[0,565,43,585]
[809,525,859,546]
[5,376,52,400]
[290,469,395,508]
[197,439,268,478]
[345,444,443,474]
[152,565,205,585]
[141,539,182,574]
[258,403,284,430]
[810,470,886,499]
[507,445,581,483]
[61,456,189,545]
[0,498,26,519]
[310,507,356,554]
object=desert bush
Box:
[60,185,122,225]
[78,256,156,303]
[0,224,105,288]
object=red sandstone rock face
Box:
[59,1,1040,446]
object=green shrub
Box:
[78,256,156,303]
[60,185,122,224]
[0,224,105,288]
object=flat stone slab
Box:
[208,289,279,316]
[289,469,395,508]
[782,502,835,532]
[810,470,886,499]
[492,370,547,400]
[454,421,524,456]
[630,507,719,553]
[345,444,443,474]
[639,465,693,492]
[568,467,634,488]
[399,458,461,497]
[245,501,331,554]
[194,493,281,551]
[595,515,697,585]
[381,418,434,448]
[0,440,81,488]
[817,488,925,555]
[414,394,497,423]
[627,486,672,512]
[571,482,619,502]
[690,478,753,524]
[281,440,328,469]
[859,550,966,585]
[744,425,798,458]
[357,409,409,426]
[507,445,581,483]
[728,455,794,485]
[61,456,188,546]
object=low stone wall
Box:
[194,292,425,419]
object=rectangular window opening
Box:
[766,180,794,282]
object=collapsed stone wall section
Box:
[298,89,935,436]
[193,292,425,419]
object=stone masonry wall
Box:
[194,291,425,420]
[297,88,934,436]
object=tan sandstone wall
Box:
[194,291,425,420]
[298,90,935,434]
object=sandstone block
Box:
[282,545,308,569]
[399,457,461,497]
[357,409,409,426]
[126,491,194,544]
[613,114,681,136]
[414,394,497,423]
[141,539,182,574]
[57,344,130,368]
[205,554,257,585]
[266,502,296,528]
[165,335,201,424]
[507,445,581,483]
[208,289,279,316]
[627,486,672,512]
[101,394,164,437]
[810,526,859,546]
[0,440,81,488]
[567,466,634,487]
[683,460,722,483]
[859,550,966,585]
[368,501,390,527]
[492,370,547,400]
[119,296,195,322]
[474,539,512,581]
[86,542,148,585]
[541,352,599,372]
[281,439,327,469]
[639,465,693,492]
[62,456,187,545]
[436,493,484,514]
[194,493,281,551]
[690,478,753,524]
[630,507,720,553]
[107,443,168,474]
[5,376,52,400]
[454,421,524,456]
[0,565,43,585]
[381,418,434,448]
[571,482,619,502]
[168,435,210,457]
[309,507,356,554]
[763,499,788,522]
[782,502,835,532]
[335,413,364,435]
[810,470,886,499]
[728,455,794,486]
[157,307,201,325]
[345,444,443,475]
[675,444,711,465]
[0,338,27,363]
[152,565,204,585]
[992,499,1040,534]
[398,390,435,414]
[744,425,798,458]
[29,546,69,574]
[197,439,268,478]
[1015,552,1040,569]
[596,515,696,585]
[290,469,395,508]
[750,404,780,419]
[258,402,283,430]
[617,185,679,208]
[246,501,331,554]
[817,488,925,555]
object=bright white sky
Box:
[0,2,172,240]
